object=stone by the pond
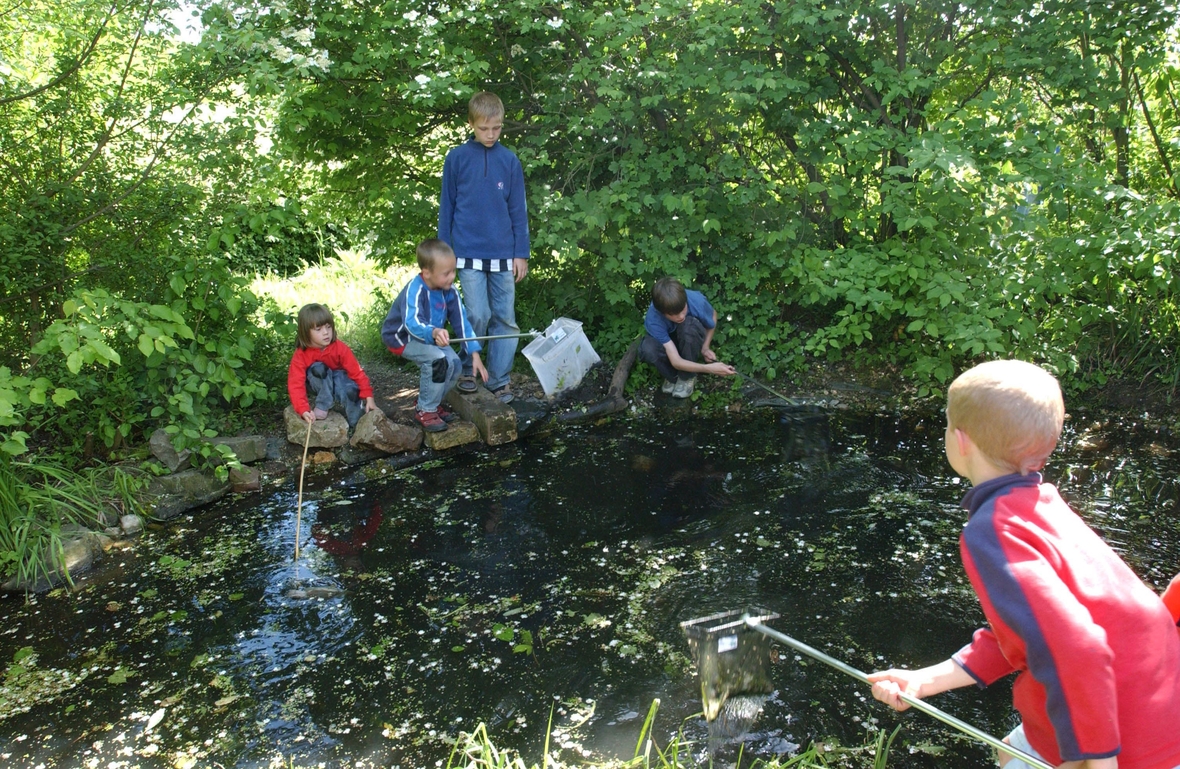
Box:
[284,406,348,448]
[423,419,481,450]
[145,469,232,520]
[350,410,423,454]
[445,388,517,445]
[1,525,104,593]
[149,428,192,472]
[120,514,144,535]
[229,465,261,493]
[203,435,267,464]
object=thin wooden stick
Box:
[294,418,312,562]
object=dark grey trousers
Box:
[638,316,707,382]
[306,362,365,427]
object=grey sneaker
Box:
[661,379,676,394]
[672,377,695,399]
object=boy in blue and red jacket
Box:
[382,239,487,433]
[869,360,1180,769]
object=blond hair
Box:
[417,238,455,271]
[468,91,504,122]
[296,303,336,350]
[947,360,1064,475]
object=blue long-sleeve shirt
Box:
[438,138,530,271]
[381,274,481,356]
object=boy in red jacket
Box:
[869,360,1180,769]
[287,303,376,427]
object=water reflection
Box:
[0,409,1176,768]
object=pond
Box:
[2,404,1178,768]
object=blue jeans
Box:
[305,362,364,427]
[401,337,461,412]
[457,268,518,391]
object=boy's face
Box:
[943,411,969,478]
[309,322,334,349]
[422,256,456,291]
[469,115,503,147]
[662,307,688,324]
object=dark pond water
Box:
[2,405,1179,768]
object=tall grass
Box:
[251,249,417,359]
[0,454,143,590]
[442,699,901,769]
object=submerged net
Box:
[680,608,779,732]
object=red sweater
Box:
[952,473,1180,768]
[287,340,373,415]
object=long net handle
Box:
[744,617,1055,769]
[294,418,312,562]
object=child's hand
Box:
[706,361,736,376]
[472,353,489,383]
[301,411,316,424]
[702,346,717,363]
[867,669,922,711]
[432,327,451,347]
[363,396,377,414]
[513,258,529,283]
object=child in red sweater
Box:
[869,360,1180,769]
[287,303,376,427]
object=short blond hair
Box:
[468,91,504,122]
[947,360,1064,475]
[417,238,455,271]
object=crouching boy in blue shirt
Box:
[381,239,488,433]
[639,277,735,398]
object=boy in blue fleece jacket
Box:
[438,91,529,403]
[382,240,487,433]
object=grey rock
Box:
[149,429,191,473]
[0,528,103,593]
[120,514,144,535]
[202,435,267,464]
[145,470,231,520]
[229,465,261,493]
[284,407,348,448]
[349,410,423,455]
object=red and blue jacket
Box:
[952,473,1180,768]
[380,274,481,357]
[287,339,373,416]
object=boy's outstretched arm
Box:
[662,341,736,377]
[867,659,975,711]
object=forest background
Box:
[3,0,1180,575]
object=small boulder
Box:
[350,410,424,455]
[229,465,262,493]
[203,435,268,464]
[149,429,192,473]
[285,407,348,448]
[145,470,232,520]
[311,451,337,465]
[120,514,144,535]
[423,420,481,451]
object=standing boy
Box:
[639,277,735,398]
[438,91,529,404]
[868,360,1180,769]
[381,240,488,433]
